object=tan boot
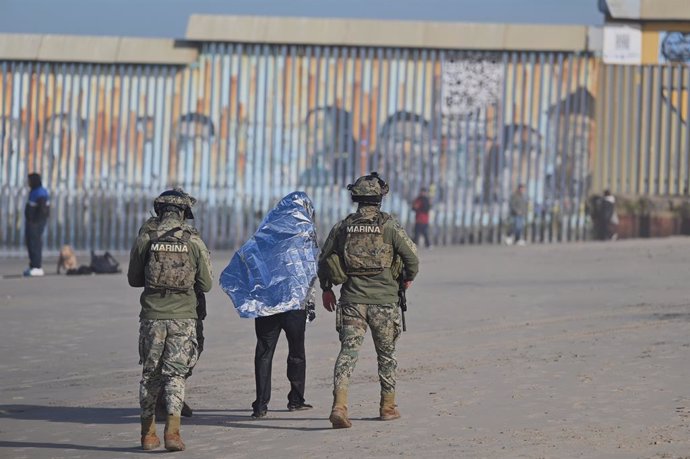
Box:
[164,415,186,452]
[329,389,352,429]
[379,392,401,421]
[140,416,160,450]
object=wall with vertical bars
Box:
[1,46,600,252]
[595,64,690,196]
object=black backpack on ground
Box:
[90,251,121,274]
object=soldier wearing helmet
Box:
[317,172,419,429]
[127,188,213,452]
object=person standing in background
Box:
[506,184,528,246]
[24,173,50,277]
[412,187,432,248]
[602,190,618,240]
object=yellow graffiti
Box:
[662,88,689,123]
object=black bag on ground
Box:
[90,251,121,274]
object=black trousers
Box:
[25,221,46,269]
[414,223,431,247]
[252,309,306,412]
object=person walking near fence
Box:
[506,184,528,246]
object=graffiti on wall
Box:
[170,112,216,190]
[484,124,543,205]
[661,87,689,126]
[300,106,355,187]
[660,32,690,64]
[375,111,437,203]
[547,87,595,209]
[1,48,599,251]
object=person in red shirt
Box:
[412,187,432,248]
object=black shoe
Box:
[287,402,313,412]
[251,409,267,419]
[181,402,193,418]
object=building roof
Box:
[186,14,591,52]
[600,0,690,21]
[0,34,198,64]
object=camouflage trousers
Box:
[186,319,204,378]
[139,319,198,418]
[334,303,401,394]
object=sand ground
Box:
[1,238,690,458]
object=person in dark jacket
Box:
[24,173,50,277]
[601,190,617,240]
[412,187,432,248]
[507,184,528,246]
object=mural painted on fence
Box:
[595,64,690,197]
[659,32,690,64]
[0,48,598,251]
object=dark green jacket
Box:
[127,214,213,319]
[318,206,419,305]
[509,192,528,217]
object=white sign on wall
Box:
[603,24,642,65]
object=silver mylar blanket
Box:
[219,192,319,319]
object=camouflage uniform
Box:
[139,319,199,418]
[323,206,417,396]
[137,216,207,377]
[318,173,419,427]
[334,302,401,393]
[128,189,212,451]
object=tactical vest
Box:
[144,225,195,293]
[341,211,394,276]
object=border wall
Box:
[0,15,687,252]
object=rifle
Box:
[195,289,207,320]
[398,275,407,332]
[195,289,207,354]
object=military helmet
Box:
[347,172,389,203]
[153,188,196,219]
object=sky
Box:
[0,0,604,38]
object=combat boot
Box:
[329,389,352,429]
[140,416,161,450]
[379,392,401,421]
[164,415,185,452]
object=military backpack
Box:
[144,225,195,293]
[340,211,394,276]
